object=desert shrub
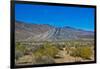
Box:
[16,42,26,53]
[15,42,27,59]
[16,42,33,54]
[43,42,59,57]
[32,42,59,64]
[70,46,92,59]
[34,56,55,64]
[33,42,59,58]
[79,46,92,59]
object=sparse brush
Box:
[70,46,92,59]
[33,42,59,58]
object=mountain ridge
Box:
[15,21,94,41]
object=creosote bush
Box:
[33,42,59,58]
[71,46,92,59]
[15,42,27,60]
[32,42,59,64]
[79,46,92,59]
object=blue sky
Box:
[15,3,95,31]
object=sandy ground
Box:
[54,50,94,63]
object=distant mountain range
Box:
[15,21,94,42]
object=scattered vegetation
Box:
[15,42,26,60]
[70,46,93,59]
[15,40,94,65]
[33,42,59,58]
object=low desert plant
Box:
[70,46,92,59]
[34,56,55,64]
[33,42,59,58]
[79,46,92,59]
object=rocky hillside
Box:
[15,21,94,41]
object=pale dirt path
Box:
[54,49,92,63]
[54,54,83,63]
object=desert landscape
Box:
[15,3,95,66]
[15,21,94,65]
